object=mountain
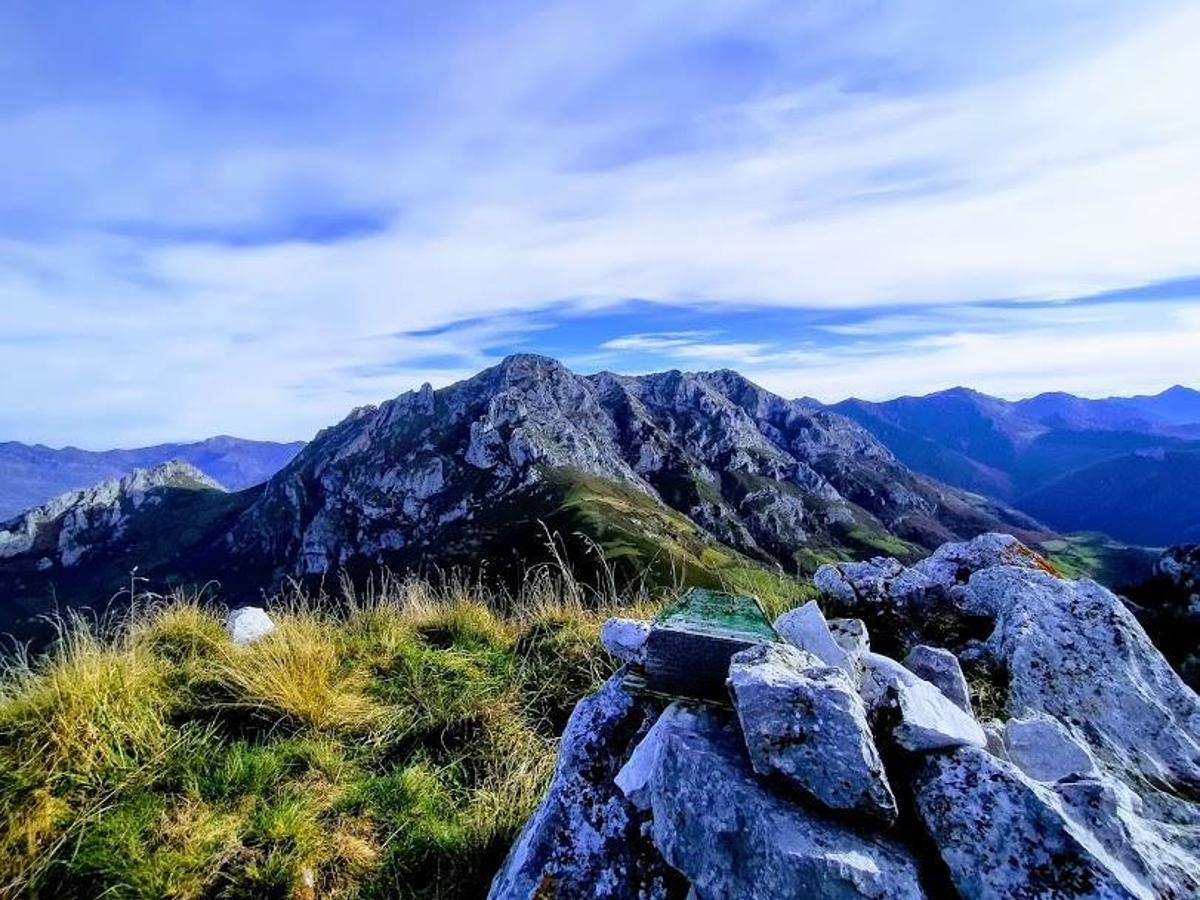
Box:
[0,356,1043,638]
[0,435,305,520]
[1016,384,1200,431]
[829,384,1200,545]
[0,461,250,635]
[1020,446,1200,545]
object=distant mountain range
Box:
[0,436,305,519]
[1,355,1056,638]
[4,360,1188,639]
[826,384,1200,545]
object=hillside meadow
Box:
[0,556,815,900]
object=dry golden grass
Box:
[0,561,665,899]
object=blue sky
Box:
[2,1,1199,447]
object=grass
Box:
[0,561,702,900]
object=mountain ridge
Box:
[0,355,1049,638]
[0,436,305,520]
[827,383,1200,544]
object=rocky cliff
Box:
[224,355,1037,586]
[492,534,1200,899]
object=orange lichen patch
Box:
[1014,544,1062,577]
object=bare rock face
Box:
[966,566,1200,794]
[617,703,926,900]
[0,461,224,568]
[861,652,986,752]
[1003,714,1098,782]
[488,672,676,900]
[903,645,972,714]
[913,747,1162,900]
[221,355,1029,589]
[727,643,898,824]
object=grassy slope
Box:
[0,571,682,900]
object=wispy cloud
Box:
[1,1,1197,444]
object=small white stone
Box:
[862,652,986,752]
[227,606,277,646]
[903,645,972,714]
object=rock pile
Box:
[490,534,1200,899]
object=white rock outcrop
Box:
[489,673,676,900]
[903,644,972,714]
[727,642,898,824]
[913,747,1160,900]
[861,652,986,752]
[618,703,926,900]
[967,566,1200,794]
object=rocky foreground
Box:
[489,534,1200,899]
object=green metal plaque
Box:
[639,588,780,701]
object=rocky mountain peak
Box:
[0,460,224,569]
[219,357,1032,587]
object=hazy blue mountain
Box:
[1019,445,1200,545]
[1015,385,1200,432]
[0,436,305,519]
[828,385,1200,545]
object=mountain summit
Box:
[0,356,1039,635]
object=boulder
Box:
[489,673,676,899]
[726,642,898,824]
[815,557,935,611]
[600,617,650,665]
[226,606,277,646]
[912,746,1173,900]
[861,653,985,752]
[1004,714,1098,782]
[902,645,972,714]
[966,566,1200,794]
[617,703,926,900]
[1053,775,1200,898]
[913,532,1052,592]
[828,617,870,655]
[773,601,852,673]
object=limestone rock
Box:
[226,606,277,646]
[913,746,1174,900]
[618,703,926,900]
[815,557,935,611]
[861,652,985,752]
[600,617,650,665]
[966,566,1200,794]
[773,601,852,673]
[828,617,870,655]
[489,673,675,899]
[727,642,897,824]
[913,532,1052,592]
[1004,714,1098,782]
[903,645,972,714]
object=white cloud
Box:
[2,2,1199,444]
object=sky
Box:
[2,0,1199,448]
